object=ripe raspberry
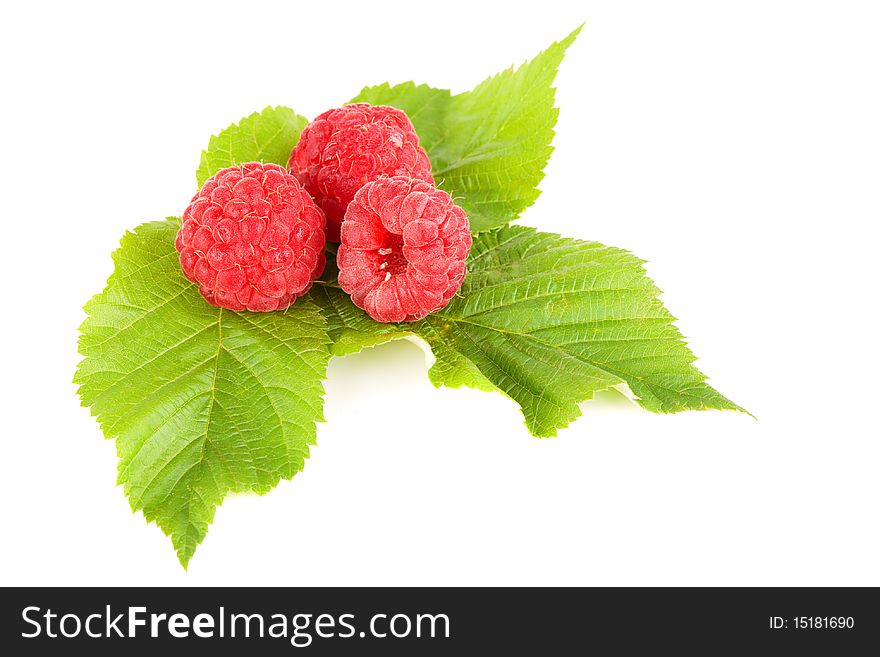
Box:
[175,162,326,312]
[337,176,472,323]
[289,103,433,242]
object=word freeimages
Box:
[21,606,450,647]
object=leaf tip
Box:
[732,402,756,421]
[558,22,585,51]
[177,551,192,571]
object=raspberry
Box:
[337,176,472,323]
[175,162,326,312]
[289,103,433,242]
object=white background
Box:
[1,0,878,586]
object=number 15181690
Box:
[769,616,854,630]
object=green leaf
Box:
[351,26,582,232]
[416,226,743,436]
[196,106,308,187]
[74,219,330,567]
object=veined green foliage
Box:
[77,26,742,567]
[353,26,582,233]
[75,219,330,567]
[418,226,743,436]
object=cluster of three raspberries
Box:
[175,104,472,322]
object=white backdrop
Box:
[1,0,878,586]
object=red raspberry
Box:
[289,103,433,242]
[175,162,326,312]
[337,176,472,323]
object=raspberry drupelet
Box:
[288,103,433,242]
[175,162,326,312]
[337,176,472,323]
